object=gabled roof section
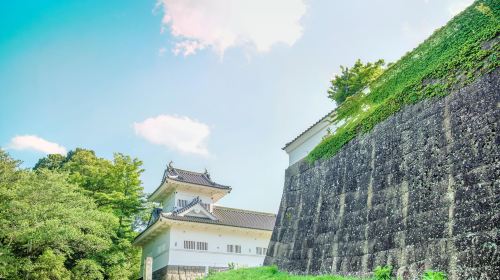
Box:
[161,206,276,231]
[212,206,276,231]
[165,206,276,231]
[163,161,231,190]
[133,206,277,246]
[282,109,336,150]
[172,197,217,220]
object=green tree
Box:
[33,154,65,170]
[71,259,104,280]
[328,59,386,104]
[0,151,117,279]
[30,250,71,280]
[33,148,146,279]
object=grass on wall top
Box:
[307,0,499,162]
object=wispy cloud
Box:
[7,135,67,155]
[157,0,307,56]
[134,114,211,156]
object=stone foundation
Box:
[140,265,228,280]
[265,70,500,279]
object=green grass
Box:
[308,0,499,162]
[205,266,366,280]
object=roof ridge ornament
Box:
[166,160,179,179]
[204,168,211,180]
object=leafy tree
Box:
[71,259,104,280]
[30,250,71,280]
[33,154,65,170]
[328,59,386,104]
[133,195,159,232]
[3,149,146,279]
[107,153,144,238]
[0,151,117,279]
[33,148,146,279]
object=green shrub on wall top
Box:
[308,0,499,162]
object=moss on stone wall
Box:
[308,0,499,162]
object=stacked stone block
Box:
[265,70,500,279]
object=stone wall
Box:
[140,265,227,280]
[265,70,500,279]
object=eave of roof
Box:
[162,214,274,231]
[282,109,337,150]
[167,168,231,189]
[133,206,276,245]
[148,166,231,201]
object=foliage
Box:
[31,250,71,280]
[308,0,500,162]
[33,153,65,170]
[71,259,104,280]
[205,266,366,280]
[328,59,386,105]
[1,149,146,279]
[422,270,447,280]
[373,265,392,280]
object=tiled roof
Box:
[172,197,202,215]
[282,109,336,150]
[164,164,231,190]
[163,206,276,231]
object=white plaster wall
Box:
[141,230,171,274]
[286,119,346,166]
[287,125,329,165]
[167,224,270,268]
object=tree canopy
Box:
[328,59,386,105]
[0,149,146,279]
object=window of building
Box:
[196,241,208,251]
[256,247,267,255]
[184,240,196,250]
[178,199,188,207]
[227,244,241,253]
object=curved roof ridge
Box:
[173,167,204,175]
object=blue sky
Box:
[0,0,472,212]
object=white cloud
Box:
[134,114,211,156]
[7,135,67,155]
[157,0,307,56]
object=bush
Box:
[422,270,447,280]
[373,265,392,280]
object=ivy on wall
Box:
[308,0,499,162]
